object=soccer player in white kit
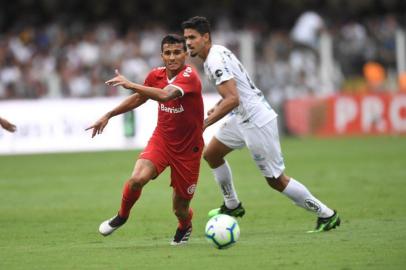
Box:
[182,16,340,232]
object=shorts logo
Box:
[187,184,196,195]
[215,69,223,77]
[305,199,321,213]
[258,164,266,171]
[253,154,265,161]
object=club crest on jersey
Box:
[160,104,184,114]
[215,69,223,77]
[187,184,196,195]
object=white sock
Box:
[282,178,334,218]
[212,161,240,209]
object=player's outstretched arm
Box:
[105,69,134,89]
[85,115,109,138]
[0,117,17,133]
[85,93,148,138]
[203,79,239,130]
[206,99,223,117]
[106,70,181,102]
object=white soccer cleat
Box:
[99,219,117,236]
[98,215,127,236]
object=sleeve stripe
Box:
[169,84,185,96]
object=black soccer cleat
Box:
[308,210,341,233]
[208,202,246,218]
[170,226,192,246]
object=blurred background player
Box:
[0,116,16,132]
[86,34,204,244]
[182,16,340,233]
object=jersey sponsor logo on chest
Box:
[160,104,184,114]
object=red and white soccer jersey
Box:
[140,65,204,199]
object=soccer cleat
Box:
[99,214,127,236]
[207,202,245,218]
[170,226,192,246]
[308,210,341,233]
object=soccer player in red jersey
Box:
[86,34,204,245]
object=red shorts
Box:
[139,136,203,200]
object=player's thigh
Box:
[204,137,234,165]
[214,116,245,149]
[244,118,285,178]
[170,156,201,201]
[205,116,244,161]
[130,159,158,187]
[136,138,170,182]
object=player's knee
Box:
[266,178,280,191]
[172,208,180,218]
[202,149,212,162]
[203,150,222,168]
[203,151,215,166]
[266,174,290,191]
[267,176,277,182]
[128,176,147,190]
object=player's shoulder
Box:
[206,45,230,65]
[148,66,166,76]
[178,65,199,80]
[145,66,166,82]
[211,44,229,53]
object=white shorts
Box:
[215,115,285,178]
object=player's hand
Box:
[207,107,215,116]
[0,118,17,133]
[85,116,109,138]
[105,69,132,89]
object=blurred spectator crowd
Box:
[0,23,164,99]
[256,12,404,108]
[0,12,404,103]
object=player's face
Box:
[161,43,187,73]
[183,29,208,57]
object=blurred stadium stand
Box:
[1,0,405,100]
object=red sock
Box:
[118,181,142,218]
[178,208,193,230]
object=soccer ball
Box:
[205,214,240,249]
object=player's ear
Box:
[203,33,210,42]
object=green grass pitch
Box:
[1,137,405,269]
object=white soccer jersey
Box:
[204,44,277,126]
